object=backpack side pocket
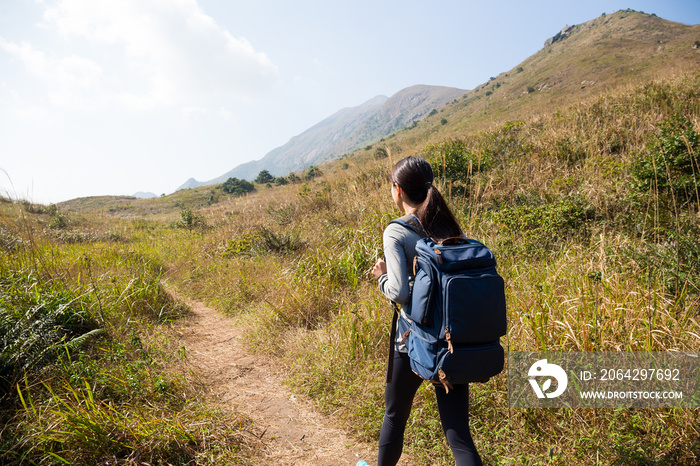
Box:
[403,258,435,324]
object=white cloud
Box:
[4,0,280,111]
[179,105,207,120]
[0,38,104,109]
[218,107,232,121]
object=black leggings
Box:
[377,351,482,466]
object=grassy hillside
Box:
[150,72,698,464]
[2,10,700,465]
[0,199,261,463]
[376,10,700,152]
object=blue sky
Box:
[1,0,698,203]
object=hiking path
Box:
[172,289,409,465]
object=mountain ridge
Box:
[178,10,700,192]
[176,84,465,189]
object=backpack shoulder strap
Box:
[389,214,427,238]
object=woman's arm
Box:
[376,223,412,304]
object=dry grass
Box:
[2,68,699,464]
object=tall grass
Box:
[3,72,699,465]
[0,203,259,464]
[145,73,700,465]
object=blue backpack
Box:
[389,215,507,392]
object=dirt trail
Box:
[174,291,380,465]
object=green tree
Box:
[222,177,255,196]
[255,170,275,184]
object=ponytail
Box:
[391,156,462,243]
[416,184,462,243]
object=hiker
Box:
[369,156,483,466]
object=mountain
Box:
[132,191,157,199]
[63,10,698,211]
[176,85,465,189]
[179,10,700,192]
[430,10,700,139]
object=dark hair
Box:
[390,156,462,243]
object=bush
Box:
[304,166,323,180]
[423,139,492,186]
[489,198,594,254]
[631,114,700,208]
[222,227,304,257]
[255,170,275,184]
[221,177,255,196]
[373,147,388,159]
[48,213,68,229]
[173,208,205,230]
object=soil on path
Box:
[174,291,387,465]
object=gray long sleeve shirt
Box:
[377,221,421,352]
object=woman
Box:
[369,156,482,466]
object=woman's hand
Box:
[371,258,387,279]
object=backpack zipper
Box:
[434,248,443,264]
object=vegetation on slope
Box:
[3,70,698,466]
[174,73,699,465]
[0,202,259,464]
[41,71,694,465]
[2,10,699,465]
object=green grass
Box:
[0,206,260,464]
[2,69,699,465]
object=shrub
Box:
[255,170,275,184]
[173,208,205,230]
[48,214,68,229]
[489,198,594,254]
[478,119,528,165]
[631,114,700,207]
[221,177,255,196]
[305,166,323,180]
[423,139,492,186]
[222,227,304,257]
[373,147,388,159]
